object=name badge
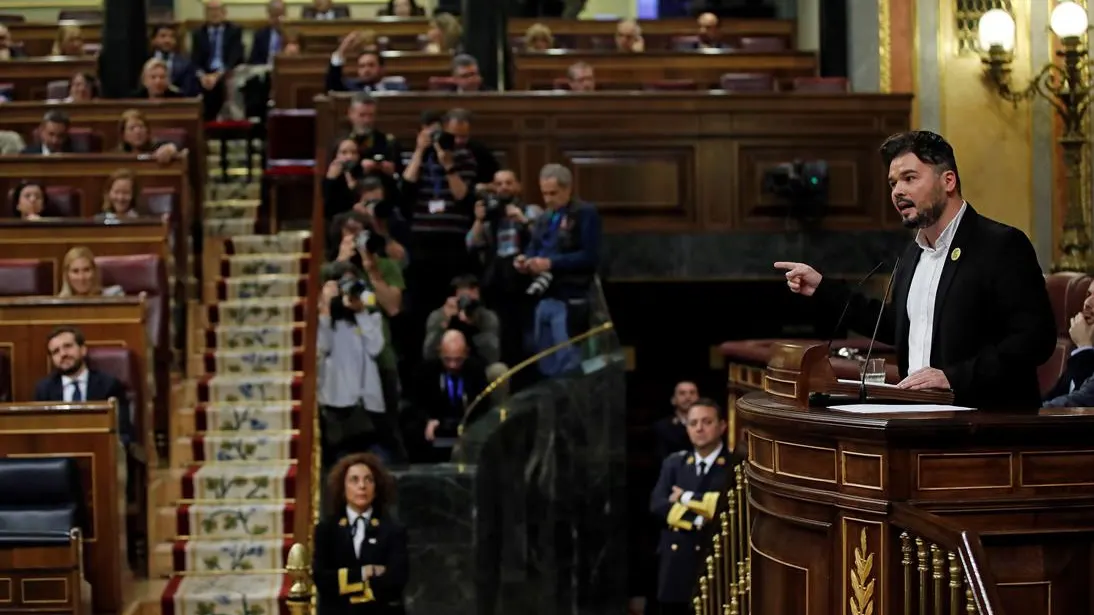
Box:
[428,199,446,214]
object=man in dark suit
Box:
[150,25,198,96]
[650,398,729,615]
[190,0,245,121]
[33,326,131,445]
[652,380,699,462]
[249,0,286,65]
[413,330,489,460]
[21,110,79,155]
[776,130,1056,409]
[326,33,408,93]
[303,0,351,19]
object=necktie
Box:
[210,27,223,71]
[697,461,707,477]
[351,516,365,557]
[71,381,83,402]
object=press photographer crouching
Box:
[411,329,489,462]
[317,262,405,467]
[423,275,507,393]
[467,170,543,365]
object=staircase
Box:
[151,137,310,615]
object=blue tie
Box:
[209,26,224,71]
[269,30,281,60]
[71,381,83,402]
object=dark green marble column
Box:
[98,0,148,97]
[461,0,512,91]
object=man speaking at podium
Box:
[774,131,1056,409]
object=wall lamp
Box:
[978,1,1093,272]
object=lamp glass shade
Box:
[978,9,1016,51]
[1050,1,1089,38]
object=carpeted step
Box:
[227,232,311,255]
[205,325,304,350]
[156,538,293,576]
[177,403,300,437]
[196,375,302,404]
[221,254,308,278]
[174,503,295,539]
[217,275,308,301]
[206,349,304,375]
[205,198,260,220]
[204,218,257,238]
[207,300,304,327]
[180,463,296,502]
[161,574,290,615]
[174,433,299,464]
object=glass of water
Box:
[862,358,886,385]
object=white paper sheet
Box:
[829,404,975,414]
[836,378,899,389]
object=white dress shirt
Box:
[346,505,372,557]
[62,368,90,402]
[906,202,967,373]
[314,9,338,19]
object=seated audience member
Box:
[653,381,699,461]
[524,23,554,51]
[327,34,407,93]
[33,326,131,445]
[382,0,425,16]
[693,13,728,49]
[249,0,286,65]
[134,58,185,99]
[53,25,87,56]
[0,24,26,60]
[22,110,76,155]
[59,246,125,297]
[516,164,602,375]
[467,169,542,363]
[65,72,100,102]
[566,61,596,92]
[304,0,350,19]
[0,131,26,154]
[324,138,365,220]
[96,169,147,221]
[414,329,488,459]
[117,109,181,164]
[191,0,245,121]
[650,399,729,615]
[615,19,645,53]
[149,24,199,95]
[424,275,503,369]
[1044,287,1094,406]
[10,180,45,220]
[317,273,392,465]
[424,13,462,54]
[313,453,408,613]
[451,54,484,92]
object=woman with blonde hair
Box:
[134,58,184,99]
[52,25,86,56]
[423,13,461,54]
[97,169,145,220]
[523,23,554,51]
[117,109,180,164]
[58,246,124,297]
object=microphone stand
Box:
[859,257,900,402]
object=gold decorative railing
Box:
[285,542,315,615]
[892,503,1003,615]
[693,463,751,615]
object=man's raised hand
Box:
[774,261,822,297]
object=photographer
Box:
[412,329,489,462]
[355,176,409,265]
[467,169,542,364]
[323,138,364,220]
[423,274,503,367]
[317,262,397,466]
[342,93,402,197]
[329,209,406,267]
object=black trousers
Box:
[201,78,227,121]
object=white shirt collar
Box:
[694,443,724,469]
[346,505,372,525]
[62,368,89,389]
[915,201,967,253]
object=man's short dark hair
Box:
[42,110,70,127]
[350,92,377,108]
[420,110,443,127]
[444,108,472,125]
[452,53,478,73]
[46,326,85,347]
[879,130,962,195]
[151,24,175,37]
[686,397,726,421]
[451,274,479,292]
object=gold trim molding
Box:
[878,0,892,92]
[849,528,876,615]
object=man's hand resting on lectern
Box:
[774,262,822,297]
[897,367,950,390]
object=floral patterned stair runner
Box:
[161,139,309,615]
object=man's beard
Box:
[900,186,946,230]
[58,357,84,377]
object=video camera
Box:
[762,160,829,202]
[457,294,480,315]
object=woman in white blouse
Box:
[58,246,125,297]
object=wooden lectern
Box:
[762,341,954,406]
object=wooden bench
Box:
[0,57,97,101]
[5,18,795,57]
[272,51,452,107]
[0,400,127,615]
[313,92,913,233]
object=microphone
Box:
[859,257,901,403]
[826,260,887,353]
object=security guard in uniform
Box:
[649,398,729,615]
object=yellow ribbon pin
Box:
[686,456,695,465]
[370,518,380,527]
[339,518,348,527]
[950,247,961,262]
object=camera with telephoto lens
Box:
[431,128,456,151]
[355,229,388,257]
[478,188,511,222]
[340,277,368,298]
[457,294,480,315]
